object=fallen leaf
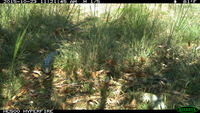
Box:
[38,49,46,54]
[105,59,117,66]
[158,45,164,48]
[1,69,9,73]
[140,56,146,63]
[11,87,28,101]
[31,73,40,78]
[130,99,137,107]
[90,70,104,79]
[91,72,97,79]
[20,69,29,73]
[18,87,28,95]
[76,68,84,79]
[105,76,110,83]
[62,103,67,110]
[54,28,62,36]
[141,73,148,77]
[5,101,15,109]
[123,67,134,73]
[31,70,43,78]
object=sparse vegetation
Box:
[0,4,200,110]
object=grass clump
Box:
[0,4,200,110]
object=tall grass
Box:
[0,4,200,109]
[11,25,28,71]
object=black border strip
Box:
[1,0,199,3]
[1,110,178,113]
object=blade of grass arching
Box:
[170,4,190,37]
[93,4,96,17]
[66,4,76,21]
[116,4,125,19]
[77,6,81,22]
[169,4,179,36]
[70,5,79,21]
[171,5,184,35]
[105,5,112,23]
[170,4,188,36]
[175,5,191,32]
[111,4,122,20]
[11,26,28,71]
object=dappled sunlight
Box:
[0,4,200,110]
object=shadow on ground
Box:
[1,8,200,109]
[0,8,80,109]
